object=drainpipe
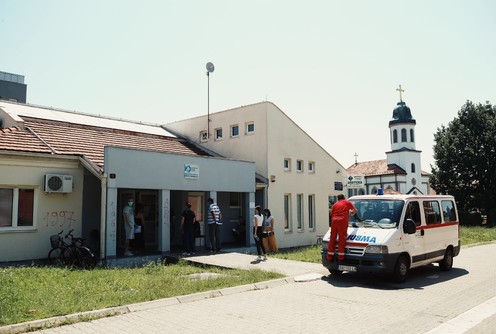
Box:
[100,174,107,261]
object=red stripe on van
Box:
[417,221,459,230]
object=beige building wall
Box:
[0,153,83,262]
[167,101,347,248]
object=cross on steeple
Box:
[396,84,405,102]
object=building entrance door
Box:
[138,191,158,251]
[187,192,205,249]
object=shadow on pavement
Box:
[321,265,469,290]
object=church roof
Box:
[347,159,431,177]
[390,101,416,125]
[346,159,407,176]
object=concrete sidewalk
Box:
[184,251,326,279]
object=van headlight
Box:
[365,245,388,254]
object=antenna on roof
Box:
[206,62,215,138]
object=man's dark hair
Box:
[337,194,345,200]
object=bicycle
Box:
[48,229,96,269]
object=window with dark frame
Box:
[296,160,303,172]
[215,128,223,140]
[246,122,255,134]
[0,188,34,227]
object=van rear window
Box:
[441,200,457,222]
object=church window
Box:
[393,129,398,143]
[410,129,414,142]
[401,129,407,142]
[411,163,416,173]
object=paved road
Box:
[13,243,496,333]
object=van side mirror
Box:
[403,219,417,234]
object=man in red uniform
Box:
[327,194,357,262]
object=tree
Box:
[430,101,496,224]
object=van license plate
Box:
[338,265,357,272]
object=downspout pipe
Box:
[100,174,107,262]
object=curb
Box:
[0,306,129,334]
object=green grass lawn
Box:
[0,225,494,327]
[0,259,282,327]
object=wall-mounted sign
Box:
[184,164,199,179]
[347,175,364,189]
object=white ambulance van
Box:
[322,194,460,283]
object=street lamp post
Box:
[206,62,215,138]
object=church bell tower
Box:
[386,85,423,194]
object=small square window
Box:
[246,122,255,134]
[308,161,315,173]
[200,131,208,142]
[215,128,223,141]
[284,158,291,171]
[231,125,239,137]
[296,160,303,172]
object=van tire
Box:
[329,269,343,276]
[392,255,409,283]
[439,248,453,271]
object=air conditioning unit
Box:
[44,174,73,193]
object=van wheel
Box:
[439,248,453,271]
[392,255,409,283]
[329,269,343,276]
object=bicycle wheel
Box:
[63,246,78,267]
[77,246,96,269]
[48,247,65,267]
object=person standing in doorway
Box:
[181,202,196,256]
[327,194,357,262]
[253,206,267,261]
[122,197,135,256]
[133,202,146,250]
[207,198,222,252]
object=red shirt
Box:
[331,200,355,223]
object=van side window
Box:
[441,200,457,222]
[405,201,421,227]
[423,201,441,225]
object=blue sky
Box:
[1,1,495,171]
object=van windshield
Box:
[349,199,404,228]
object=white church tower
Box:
[386,85,423,194]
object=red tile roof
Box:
[0,117,210,171]
[0,126,53,154]
[346,159,407,176]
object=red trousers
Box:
[328,219,347,261]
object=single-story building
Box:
[0,101,255,264]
